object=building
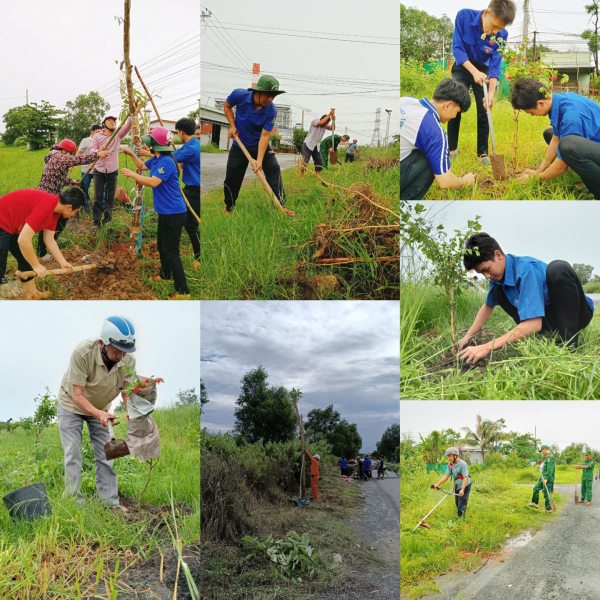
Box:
[214,98,292,130]
[200,107,231,151]
[540,52,595,95]
[149,119,178,135]
[460,445,491,465]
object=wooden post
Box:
[290,389,306,498]
[512,109,519,172]
[449,275,456,351]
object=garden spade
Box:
[575,469,579,504]
[482,81,506,180]
[544,480,557,512]
[329,109,339,165]
[104,419,130,461]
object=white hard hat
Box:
[314,454,320,461]
[100,316,137,353]
[445,447,459,456]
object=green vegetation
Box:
[200,142,224,153]
[584,281,600,294]
[200,146,399,300]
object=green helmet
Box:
[247,74,286,95]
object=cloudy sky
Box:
[412,0,595,57]
[412,201,600,273]
[0,0,199,131]
[401,401,600,451]
[0,302,200,419]
[201,0,400,143]
[201,301,400,453]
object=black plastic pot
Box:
[2,483,52,521]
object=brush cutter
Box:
[413,486,455,531]
[575,468,579,504]
[104,419,130,460]
[329,108,339,165]
[15,264,99,279]
[482,81,506,181]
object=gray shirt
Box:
[79,136,93,174]
[304,118,329,151]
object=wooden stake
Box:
[15,264,97,278]
[291,389,306,498]
[512,109,519,172]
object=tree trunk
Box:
[449,277,457,350]
[512,109,519,172]
[291,393,306,498]
[123,0,144,254]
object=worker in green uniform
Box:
[320,133,350,169]
[529,445,555,513]
[575,450,595,506]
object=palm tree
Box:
[461,416,506,463]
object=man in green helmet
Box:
[222,74,294,216]
[529,445,555,513]
[575,450,595,506]
[320,133,351,170]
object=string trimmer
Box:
[413,485,456,531]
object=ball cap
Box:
[585,451,592,455]
[540,445,550,451]
[445,447,459,456]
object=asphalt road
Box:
[200,152,298,193]
[425,482,600,600]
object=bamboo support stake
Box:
[291,389,306,498]
[16,264,97,278]
[512,109,519,172]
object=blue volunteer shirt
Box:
[549,92,600,160]
[363,458,371,470]
[445,459,470,491]
[485,254,595,320]
[172,136,200,187]
[144,155,186,215]
[226,88,277,148]
[338,459,347,470]
[400,97,450,175]
[453,9,507,79]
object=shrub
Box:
[400,59,448,98]
[13,136,27,147]
[200,142,224,153]
[505,452,529,469]
[480,451,506,469]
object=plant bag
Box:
[126,380,161,462]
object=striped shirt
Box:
[400,97,450,175]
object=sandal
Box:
[528,503,538,508]
[169,293,192,300]
[151,276,172,282]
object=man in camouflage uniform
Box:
[529,445,555,513]
[575,450,596,506]
[320,133,350,170]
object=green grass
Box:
[0,404,199,599]
[199,146,399,300]
[421,99,594,200]
[514,463,584,485]
[401,282,600,399]
[200,143,224,153]
[0,146,200,299]
[584,281,600,294]
[401,466,562,599]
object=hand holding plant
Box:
[123,366,164,395]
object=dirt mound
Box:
[363,156,400,173]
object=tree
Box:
[573,263,595,286]
[2,101,63,149]
[376,423,400,460]
[2,105,29,146]
[188,108,199,120]
[419,430,446,463]
[24,387,58,443]
[502,432,539,459]
[583,2,600,76]
[305,404,341,441]
[176,388,199,407]
[529,43,553,62]
[400,5,453,63]
[461,415,506,463]
[57,91,110,144]
[292,128,307,153]
[200,379,209,413]
[233,366,297,444]
[328,419,362,458]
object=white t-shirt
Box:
[304,118,329,151]
[79,136,93,174]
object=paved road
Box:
[200,152,298,193]
[425,482,600,600]
[587,292,600,306]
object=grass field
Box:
[199,146,399,300]
[401,464,562,599]
[401,283,600,400]
[420,100,594,201]
[0,146,200,299]
[0,404,199,598]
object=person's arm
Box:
[254,129,271,173]
[457,303,495,351]
[116,117,133,141]
[72,385,117,426]
[42,230,73,271]
[432,474,450,489]
[435,170,476,190]
[16,224,46,277]
[121,390,128,408]
[121,170,163,188]
[121,147,149,170]
[60,151,108,167]
[224,100,238,139]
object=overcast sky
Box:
[0,302,200,420]
[407,0,594,57]
[401,401,600,451]
[0,0,199,132]
[201,0,400,143]
[413,201,600,273]
[201,301,399,453]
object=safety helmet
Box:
[314,454,320,461]
[57,139,77,154]
[445,447,459,457]
[102,115,118,126]
[100,316,137,353]
[142,127,174,152]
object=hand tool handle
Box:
[482,81,497,156]
[15,264,98,278]
[107,419,115,440]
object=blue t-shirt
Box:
[549,93,600,160]
[144,155,186,215]
[453,9,507,79]
[226,88,277,147]
[485,254,595,320]
[338,459,347,470]
[363,458,371,470]
[172,136,200,187]
[445,459,471,491]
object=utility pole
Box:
[532,31,537,62]
[384,109,392,147]
[521,0,530,57]
[26,89,28,104]
[371,108,381,147]
[301,109,304,130]
[198,98,201,127]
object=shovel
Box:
[329,108,339,165]
[482,81,506,180]
[15,264,98,279]
[104,419,130,460]
[543,480,557,512]
[575,468,579,504]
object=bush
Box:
[400,59,448,98]
[505,452,529,469]
[583,281,600,294]
[479,451,505,469]
[14,136,27,147]
[200,142,224,153]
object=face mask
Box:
[101,344,120,364]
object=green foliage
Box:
[200,379,208,413]
[501,40,565,89]
[505,452,529,469]
[56,91,110,145]
[502,432,539,459]
[400,59,448,98]
[400,4,453,63]
[292,128,308,153]
[306,405,341,441]
[200,142,224,153]
[462,416,507,463]
[2,101,64,149]
[233,366,297,444]
[376,423,400,460]
[242,531,322,584]
[478,451,505,469]
[328,419,362,458]
[175,388,199,407]
[573,263,595,286]
[29,387,58,442]
[584,281,600,294]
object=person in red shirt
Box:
[305,450,321,500]
[0,186,84,299]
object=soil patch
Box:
[119,497,195,530]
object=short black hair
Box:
[175,117,197,135]
[91,124,102,131]
[488,0,517,26]
[432,78,471,113]
[58,186,85,210]
[510,77,551,110]
[463,233,505,270]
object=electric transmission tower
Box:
[371,108,382,147]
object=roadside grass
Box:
[202,463,383,600]
[400,467,562,599]
[199,146,399,300]
[514,463,587,485]
[401,283,600,400]
[418,100,593,201]
[0,404,199,599]
[584,281,600,294]
[0,146,200,299]
[200,143,224,153]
